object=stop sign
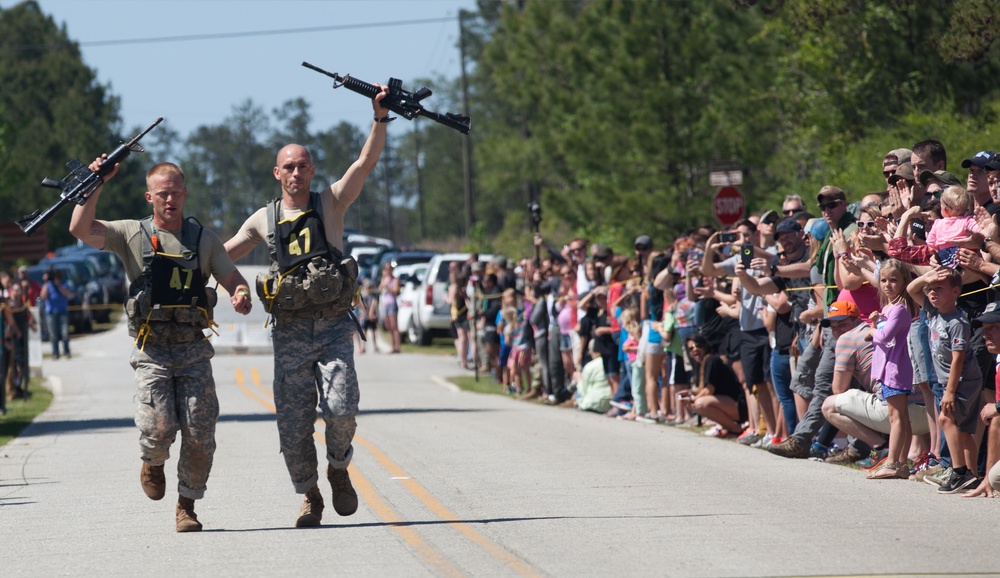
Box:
[712,186,745,226]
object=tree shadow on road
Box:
[202,513,743,533]
[14,412,278,437]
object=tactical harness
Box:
[124,217,218,350]
[254,192,359,324]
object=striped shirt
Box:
[834,323,875,393]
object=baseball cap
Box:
[887,163,915,185]
[816,185,846,203]
[774,217,803,236]
[806,218,830,241]
[885,148,912,166]
[593,243,612,260]
[494,256,508,269]
[961,150,997,169]
[918,169,963,187]
[973,300,1000,328]
[634,235,653,249]
[760,210,780,225]
[820,301,860,327]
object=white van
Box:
[407,252,493,346]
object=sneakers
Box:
[766,436,809,459]
[609,400,633,412]
[141,463,166,501]
[328,465,358,516]
[295,485,325,527]
[857,448,889,470]
[937,469,980,494]
[604,407,627,418]
[924,466,953,487]
[176,496,203,532]
[704,424,724,437]
[738,431,764,446]
[808,442,831,460]
[824,446,862,465]
[915,463,944,483]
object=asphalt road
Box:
[2,318,1000,577]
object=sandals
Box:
[866,461,901,479]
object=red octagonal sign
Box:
[712,186,745,226]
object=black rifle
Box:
[17,117,164,236]
[302,62,471,135]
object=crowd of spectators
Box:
[450,140,1000,498]
[0,267,40,412]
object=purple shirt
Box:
[871,303,913,391]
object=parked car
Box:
[394,262,429,341]
[25,261,95,333]
[371,250,438,286]
[55,243,128,303]
[407,252,493,346]
[39,256,112,324]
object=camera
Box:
[720,232,738,243]
[741,243,754,269]
[528,201,542,226]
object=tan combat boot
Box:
[176,496,203,532]
[140,463,166,501]
[328,465,358,516]
[295,485,324,527]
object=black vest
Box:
[271,193,336,274]
[135,217,208,309]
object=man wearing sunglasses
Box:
[814,186,857,308]
[882,148,911,186]
[918,169,963,200]
[961,150,996,207]
[887,163,928,219]
[781,195,806,217]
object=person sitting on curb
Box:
[683,334,746,438]
[574,342,613,413]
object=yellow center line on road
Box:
[354,437,542,578]
[233,369,464,578]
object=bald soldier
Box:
[224,83,390,527]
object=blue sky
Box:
[2,0,478,137]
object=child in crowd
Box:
[498,289,519,394]
[908,266,984,493]
[618,308,647,421]
[506,302,533,395]
[866,259,918,479]
[926,186,978,251]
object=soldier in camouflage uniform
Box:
[70,160,253,532]
[225,84,390,527]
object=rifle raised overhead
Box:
[17,117,164,236]
[302,62,470,135]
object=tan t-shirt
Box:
[230,194,345,254]
[103,219,237,285]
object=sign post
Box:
[712,186,745,226]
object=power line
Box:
[2,16,458,51]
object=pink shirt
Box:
[926,215,978,250]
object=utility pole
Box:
[414,120,426,240]
[382,134,393,240]
[459,9,474,234]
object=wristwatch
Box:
[995,400,1000,414]
[770,263,778,277]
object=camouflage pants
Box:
[130,338,218,500]
[272,313,359,493]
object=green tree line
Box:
[3,0,1000,264]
